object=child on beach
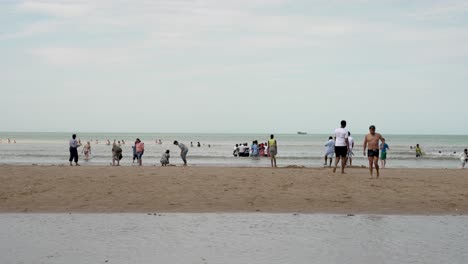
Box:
[161,150,170,166]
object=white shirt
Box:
[460,152,467,162]
[239,145,245,153]
[334,127,349,147]
[348,136,354,150]
[69,139,78,148]
[325,139,334,153]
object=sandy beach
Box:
[0,165,467,214]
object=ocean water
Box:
[1,213,467,264]
[0,132,466,168]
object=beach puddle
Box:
[1,213,467,264]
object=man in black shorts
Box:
[363,125,385,179]
[333,120,349,174]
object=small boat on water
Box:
[297,131,307,135]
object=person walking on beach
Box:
[363,125,385,179]
[174,141,189,166]
[161,150,170,166]
[415,144,422,158]
[324,136,334,167]
[268,134,278,167]
[135,138,145,166]
[333,120,349,174]
[111,143,123,166]
[82,141,91,161]
[69,134,81,166]
[460,149,468,169]
[347,132,354,167]
[380,140,390,168]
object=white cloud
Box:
[17,0,92,17]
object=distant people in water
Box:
[111,143,123,166]
[415,144,422,158]
[117,141,121,146]
[347,132,354,166]
[460,149,468,169]
[135,138,145,166]
[69,134,81,166]
[13,139,16,143]
[82,141,91,161]
[174,141,189,166]
[324,136,334,167]
[95,140,99,144]
[363,125,385,179]
[197,142,201,147]
[191,142,194,147]
[161,150,170,166]
[121,140,125,145]
[106,139,110,145]
[259,142,266,157]
[8,138,11,143]
[268,134,277,168]
[380,140,390,168]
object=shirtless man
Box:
[363,125,385,179]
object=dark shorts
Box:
[335,146,347,158]
[368,149,379,157]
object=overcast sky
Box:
[1,0,467,134]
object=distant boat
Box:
[297,131,307,135]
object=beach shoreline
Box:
[1,165,467,215]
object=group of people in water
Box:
[232,135,278,167]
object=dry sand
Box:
[1,165,467,214]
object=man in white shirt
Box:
[333,120,349,174]
[69,134,81,166]
[347,132,354,166]
[324,136,334,167]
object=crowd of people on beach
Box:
[65,120,468,172]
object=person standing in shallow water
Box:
[415,144,422,158]
[363,125,385,179]
[174,141,189,166]
[69,134,81,166]
[135,138,145,166]
[82,141,91,161]
[268,134,277,167]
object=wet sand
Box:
[0,165,467,214]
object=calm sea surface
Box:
[0,132,467,168]
[1,213,467,264]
